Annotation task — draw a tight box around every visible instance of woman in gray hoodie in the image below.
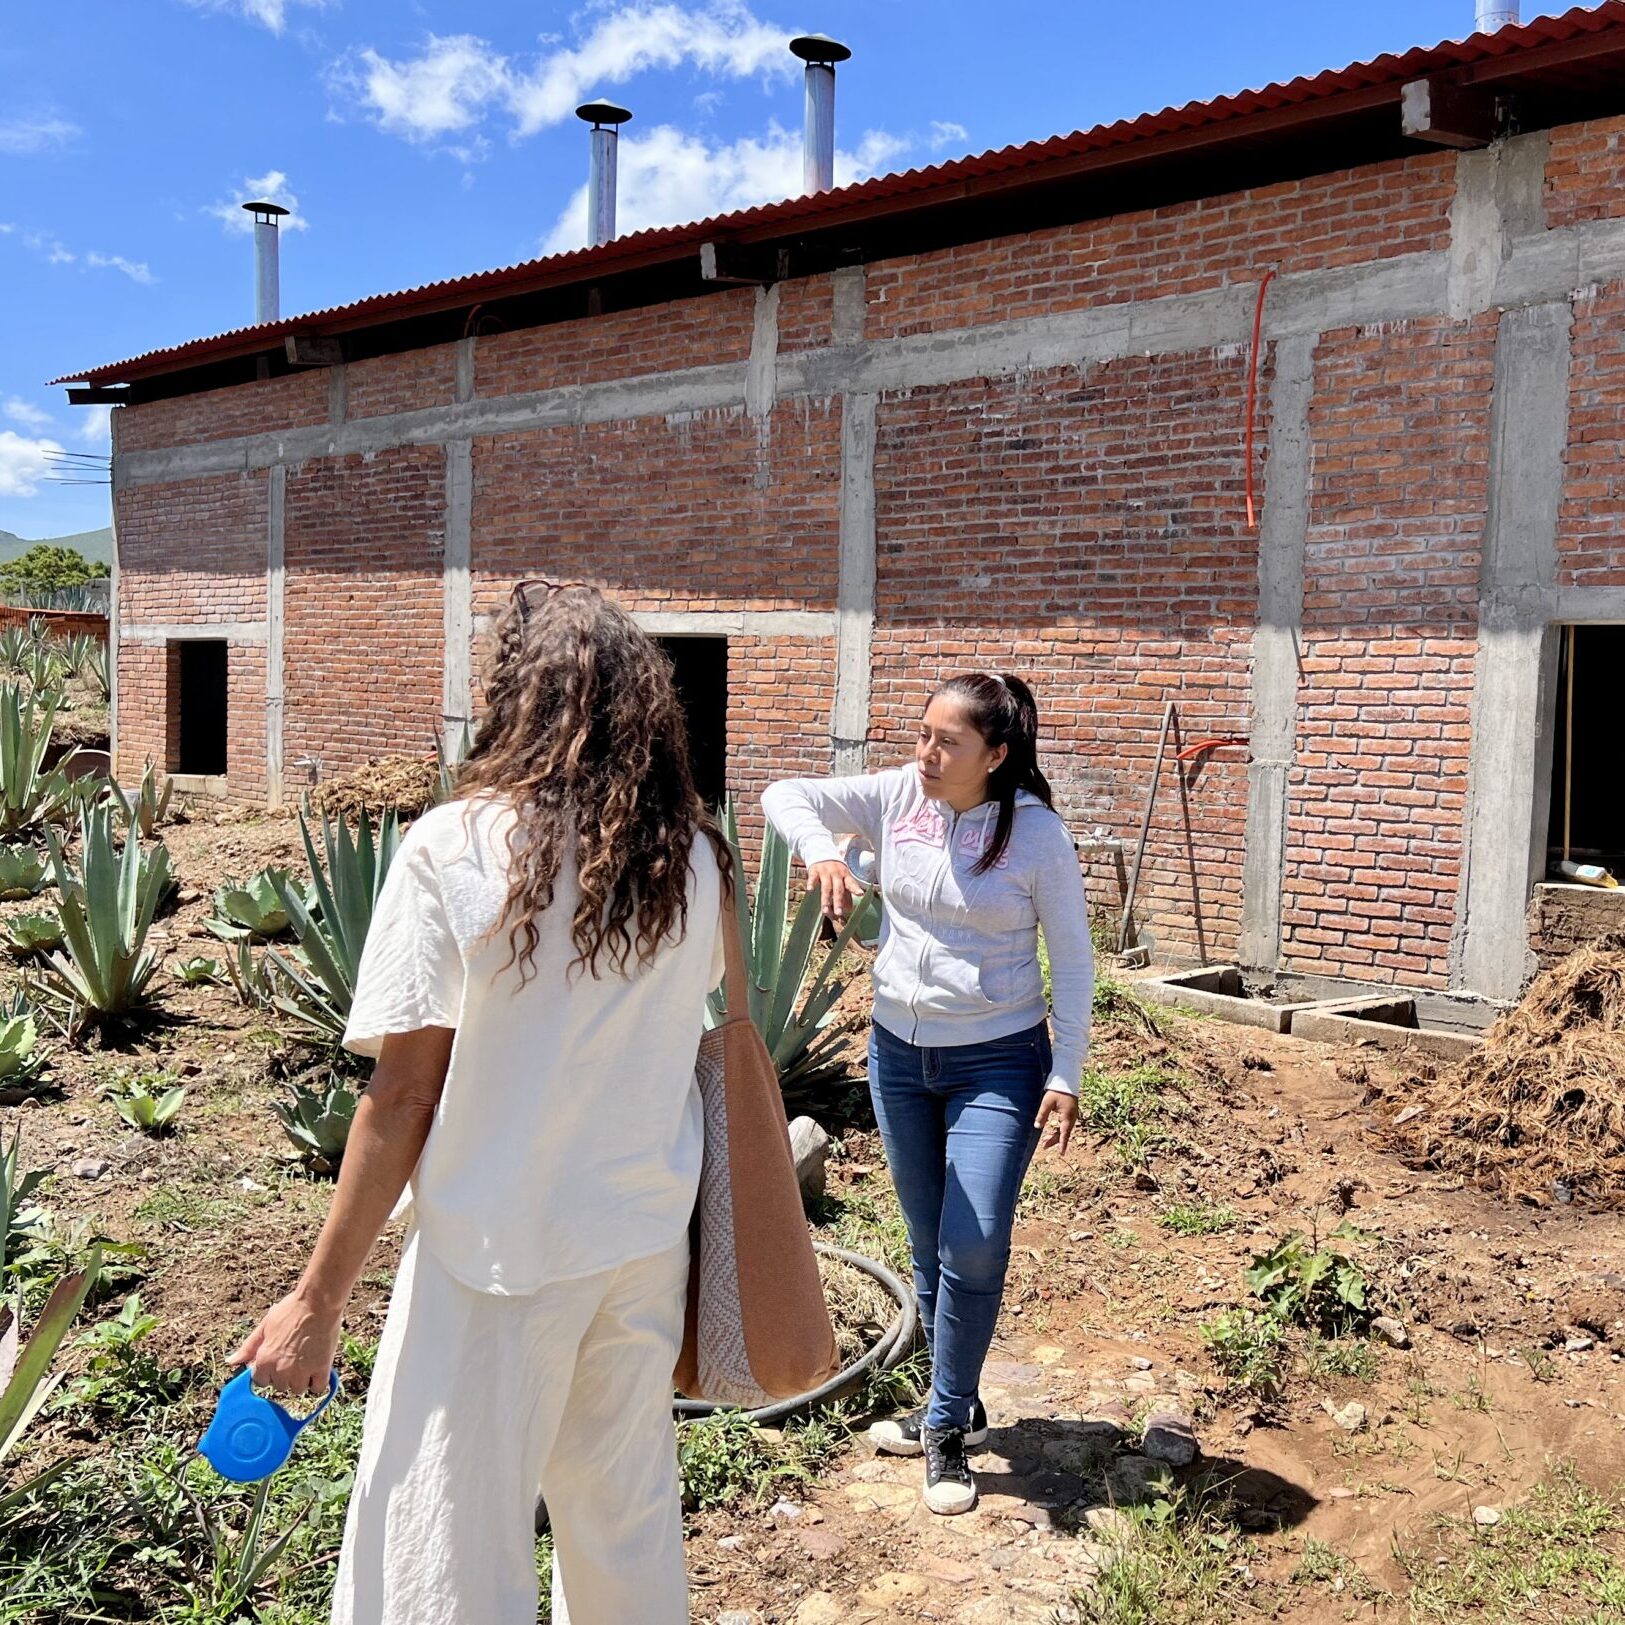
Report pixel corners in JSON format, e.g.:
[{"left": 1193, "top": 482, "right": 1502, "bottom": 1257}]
[{"left": 763, "top": 673, "right": 1092, "bottom": 1515}]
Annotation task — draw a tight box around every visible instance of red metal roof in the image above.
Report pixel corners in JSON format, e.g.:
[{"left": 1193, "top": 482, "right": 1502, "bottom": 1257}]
[{"left": 54, "top": 2, "right": 1625, "bottom": 387}]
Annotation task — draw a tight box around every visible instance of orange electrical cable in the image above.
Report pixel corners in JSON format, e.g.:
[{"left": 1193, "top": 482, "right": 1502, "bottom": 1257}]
[{"left": 1244, "top": 270, "right": 1276, "bottom": 529}]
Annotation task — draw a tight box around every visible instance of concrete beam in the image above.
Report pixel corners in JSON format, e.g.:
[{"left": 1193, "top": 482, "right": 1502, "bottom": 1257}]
[
  {"left": 1240, "top": 333, "right": 1317, "bottom": 972},
  {"left": 266, "top": 467, "right": 286, "bottom": 806},
  {"left": 1456, "top": 300, "right": 1574, "bottom": 1000},
  {"left": 442, "top": 441, "right": 473, "bottom": 737},
  {"left": 832, "top": 392, "right": 877, "bottom": 775},
  {"left": 631, "top": 610, "right": 836, "bottom": 638},
  {"left": 120, "top": 621, "right": 269, "bottom": 645}
]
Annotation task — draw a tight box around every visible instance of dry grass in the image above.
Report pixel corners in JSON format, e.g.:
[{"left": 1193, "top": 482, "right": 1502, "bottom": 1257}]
[
  {"left": 1384, "top": 934, "right": 1625, "bottom": 1205},
  {"left": 307, "top": 755, "right": 440, "bottom": 820}
]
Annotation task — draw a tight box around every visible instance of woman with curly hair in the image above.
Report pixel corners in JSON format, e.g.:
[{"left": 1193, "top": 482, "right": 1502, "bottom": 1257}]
[{"left": 231, "top": 581, "right": 729, "bottom": 1625}]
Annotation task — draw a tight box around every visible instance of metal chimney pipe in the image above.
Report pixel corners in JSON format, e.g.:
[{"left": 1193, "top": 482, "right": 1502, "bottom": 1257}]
[
  {"left": 241, "top": 201, "right": 290, "bottom": 324},
  {"left": 1475, "top": 1, "right": 1519, "bottom": 32},
  {"left": 575, "top": 99, "right": 633, "bottom": 247},
  {"left": 789, "top": 35, "right": 852, "bottom": 195}
]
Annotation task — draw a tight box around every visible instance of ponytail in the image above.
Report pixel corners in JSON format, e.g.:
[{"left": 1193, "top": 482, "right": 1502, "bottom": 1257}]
[{"left": 934, "top": 671, "right": 1055, "bottom": 874}]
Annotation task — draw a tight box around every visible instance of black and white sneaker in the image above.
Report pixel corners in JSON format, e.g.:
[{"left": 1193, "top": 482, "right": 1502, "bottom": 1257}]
[
  {"left": 868, "top": 1399, "right": 988, "bottom": 1457},
  {"left": 922, "top": 1426, "right": 977, "bottom": 1515}
]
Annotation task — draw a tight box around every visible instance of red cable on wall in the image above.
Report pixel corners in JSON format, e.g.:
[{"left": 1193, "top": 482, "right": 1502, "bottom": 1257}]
[{"left": 1244, "top": 270, "right": 1276, "bottom": 529}]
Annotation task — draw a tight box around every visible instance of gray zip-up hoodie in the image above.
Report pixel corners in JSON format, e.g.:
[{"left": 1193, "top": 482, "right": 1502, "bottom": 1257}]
[{"left": 762, "top": 766, "right": 1093, "bottom": 1098}]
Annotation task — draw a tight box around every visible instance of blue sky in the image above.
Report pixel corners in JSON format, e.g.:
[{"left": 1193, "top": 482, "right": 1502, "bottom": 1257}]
[{"left": 0, "top": 0, "right": 1576, "bottom": 539}]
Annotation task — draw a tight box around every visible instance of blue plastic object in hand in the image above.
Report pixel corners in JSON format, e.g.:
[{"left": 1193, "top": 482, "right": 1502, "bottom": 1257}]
[{"left": 198, "top": 1368, "right": 338, "bottom": 1482}]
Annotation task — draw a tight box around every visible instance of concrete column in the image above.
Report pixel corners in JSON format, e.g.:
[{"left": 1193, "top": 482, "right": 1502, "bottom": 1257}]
[
  {"left": 1455, "top": 299, "right": 1573, "bottom": 999},
  {"left": 265, "top": 465, "right": 286, "bottom": 807},
  {"left": 833, "top": 392, "right": 877, "bottom": 774},
  {"left": 107, "top": 415, "right": 122, "bottom": 777},
  {"left": 1240, "top": 334, "right": 1317, "bottom": 971},
  {"left": 442, "top": 440, "right": 474, "bottom": 740}
]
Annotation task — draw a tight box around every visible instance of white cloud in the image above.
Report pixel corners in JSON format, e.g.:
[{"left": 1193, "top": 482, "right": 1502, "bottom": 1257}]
[
  {"left": 3, "top": 398, "right": 54, "bottom": 432},
  {"left": 206, "top": 170, "right": 310, "bottom": 234},
  {"left": 85, "top": 252, "right": 156, "bottom": 285},
  {"left": 2, "top": 226, "right": 156, "bottom": 281},
  {"left": 542, "top": 122, "right": 911, "bottom": 255},
  {"left": 0, "top": 116, "right": 79, "bottom": 155},
  {"left": 333, "top": 2, "right": 794, "bottom": 147},
  {"left": 0, "top": 432, "right": 64, "bottom": 499},
  {"left": 181, "top": 0, "right": 330, "bottom": 35},
  {"left": 929, "top": 120, "right": 969, "bottom": 153},
  {"left": 77, "top": 406, "right": 113, "bottom": 447}
]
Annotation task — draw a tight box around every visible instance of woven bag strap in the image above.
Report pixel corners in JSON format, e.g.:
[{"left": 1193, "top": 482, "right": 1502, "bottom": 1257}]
[{"left": 720, "top": 876, "right": 752, "bottom": 1020}]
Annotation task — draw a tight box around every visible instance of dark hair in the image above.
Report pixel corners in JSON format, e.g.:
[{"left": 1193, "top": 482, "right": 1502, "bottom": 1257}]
[
  {"left": 933, "top": 672, "right": 1055, "bottom": 874},
  {"left": 459, "top": 581, "right": 732, "bottom": 982}
]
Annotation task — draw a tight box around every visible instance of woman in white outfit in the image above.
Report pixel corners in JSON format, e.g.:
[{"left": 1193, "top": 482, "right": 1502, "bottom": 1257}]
[{"left": 231, "top": 580, "right": 728, "bottom": 1625}]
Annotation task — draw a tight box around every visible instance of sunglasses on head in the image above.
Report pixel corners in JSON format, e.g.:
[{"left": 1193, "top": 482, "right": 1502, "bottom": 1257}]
[{"left": 512, "top": 577, "right": 593, "bottom": 623}]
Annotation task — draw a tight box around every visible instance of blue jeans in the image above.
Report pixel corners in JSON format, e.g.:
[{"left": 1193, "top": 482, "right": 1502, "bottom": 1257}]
[{"left": 868, "top": 1019, "right": 1052, "bottom": 1432}]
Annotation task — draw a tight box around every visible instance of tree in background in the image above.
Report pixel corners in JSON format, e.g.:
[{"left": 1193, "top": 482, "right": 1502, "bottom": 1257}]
[{"left": 0, "top": 546, "right": 109, "bottom": 601}]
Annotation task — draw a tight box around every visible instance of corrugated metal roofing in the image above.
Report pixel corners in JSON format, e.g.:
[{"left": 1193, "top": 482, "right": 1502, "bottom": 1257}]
[{"left": 54, "top": 2, "right": 1625, "bottom": 387}]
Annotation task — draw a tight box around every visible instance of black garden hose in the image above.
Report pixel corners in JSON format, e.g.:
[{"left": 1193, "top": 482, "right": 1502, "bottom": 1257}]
[{"left": 672, "top": 1243, "right": 918, "bottom": 1425}]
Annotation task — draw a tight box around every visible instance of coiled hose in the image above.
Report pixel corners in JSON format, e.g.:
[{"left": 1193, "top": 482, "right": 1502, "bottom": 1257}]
[{"left": 673, "top": 1243, "right": 918, "bottom": 1425}]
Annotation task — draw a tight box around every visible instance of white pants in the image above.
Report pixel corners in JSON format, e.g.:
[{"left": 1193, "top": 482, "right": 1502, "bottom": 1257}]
[{"left": 331, "top": 1229, "right": 690, "bottom": 1625}]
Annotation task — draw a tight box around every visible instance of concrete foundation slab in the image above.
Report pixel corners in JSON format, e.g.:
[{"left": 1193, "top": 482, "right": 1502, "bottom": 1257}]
[
  {"left": 1290, "top": 999, "right": 1485, "bottom": 1063},
  {"left": 1136, "top": 966, "right": 1326, "bottom": 1033}
]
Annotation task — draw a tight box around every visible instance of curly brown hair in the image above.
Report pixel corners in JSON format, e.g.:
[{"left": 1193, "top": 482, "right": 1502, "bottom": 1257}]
[{"left": 456, "top": 581, "right": 731, "bottom": 982}]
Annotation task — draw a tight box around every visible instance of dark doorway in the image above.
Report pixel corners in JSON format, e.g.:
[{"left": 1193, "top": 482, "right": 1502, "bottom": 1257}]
[
  {"left": 1547, "top": 624, "right": 1625, "bottom": 876},
  {"left": 658, "top": 637, "right": 728, "bottom": 808},
  {"left": 174, "top": 641, "right": 228, "bottom": 777}
]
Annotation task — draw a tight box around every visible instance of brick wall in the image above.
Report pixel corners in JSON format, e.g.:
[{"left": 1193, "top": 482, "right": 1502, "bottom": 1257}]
[
  {"left": 281, "top": 447, "right": 445, "bottom": 776},
  {"left": 1282, "top": 317, "right": 1494, "bottom": 987},
  {"left": 869, "top": 350, "right": 1259, "bottom": 963},
  {"left": 1560, "top": 284, "right": 1625, "bottom": 588}
]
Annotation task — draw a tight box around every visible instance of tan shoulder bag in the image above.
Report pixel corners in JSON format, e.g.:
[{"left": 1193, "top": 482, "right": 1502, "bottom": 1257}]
[{"left": 674, "top": 888, "right": 841, "bottom": 1407}]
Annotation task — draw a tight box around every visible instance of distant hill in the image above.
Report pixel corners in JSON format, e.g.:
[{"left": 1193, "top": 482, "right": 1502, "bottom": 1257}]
[{"left": 0, "top": 527, "right": 113, "bottom": 568}]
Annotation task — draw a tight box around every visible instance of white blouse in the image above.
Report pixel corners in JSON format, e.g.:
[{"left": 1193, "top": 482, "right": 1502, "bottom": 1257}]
[{"left": 344, "top": 796, "right": 724, "bottom": 1295}]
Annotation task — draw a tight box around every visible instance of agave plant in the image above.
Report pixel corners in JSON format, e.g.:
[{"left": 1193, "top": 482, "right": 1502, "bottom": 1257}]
[
  {"left": 269, "top": 807, "right": 401, "bottom": 1045},
  {"left": 0, "top": 628, "right": 29, "bottom": 678},
  {"left": 434, "top": 722, "right": 473, "bottom": 807},
  {"left": 175, "top": 956, "right": 223, "bottom": 987},
  {"left": 0, "top": 1248, "right": 100, "bottom": 1514},
  {"left": 37, "top": 805, "right": 173, "bottom": 1028},
  {"left": 0, "top": 842, "right": 46, "bottom": 901},
  {"left": 221, "top": 933, "right": 278, "bottom": 1010},
  {"left": 103, "top": 1074, "right": 185, "bottom": 1135},
  {"left": 60, "top": 634, "right": 95, "bottom": 677},
  {"left": 0, "top": 1009, "right": 46, "bottom": 1104},
  {"left": 0, "top": 684, "right": 73, "bottom": 839},
  {"left": 112, "top": 761, "right": 174, "bottom": 839},
  {"left": 207, "top": 867, "right": 299, "bottom": 941},
  {"left": 272, "top": 1074, "right": 360, "bottom": 1174},
  {"left": 707, "top": 803, "right": 880, "bottom": 1113},
  {"left": 5, "top": 913, "right": 62, "bottom": 959},
  {"left": 83, "top": 642, "right": 110, "bottom": 703},
  {"left": 20, "top": 642, "right": 69, "bottom": 698}
]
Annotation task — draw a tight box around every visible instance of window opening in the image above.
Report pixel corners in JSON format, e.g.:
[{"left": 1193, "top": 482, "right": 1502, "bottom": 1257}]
[
  {"left": 657, "top": 636, "right": 728, "bottom": 809},
  {"left": 1547, "top": 624, "right": 1625, "bottom": 885}
]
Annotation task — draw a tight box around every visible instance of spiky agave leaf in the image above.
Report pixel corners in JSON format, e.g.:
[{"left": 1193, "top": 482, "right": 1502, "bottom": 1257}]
[
  {"left": 0, "top": 684, "right": 73, "bottom": 840},
  {"left": 0, "top": 841, "right": 46, "bottom": 901}
]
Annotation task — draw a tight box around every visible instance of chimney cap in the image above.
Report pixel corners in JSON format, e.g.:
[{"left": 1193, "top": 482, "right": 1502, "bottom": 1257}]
[
  {"left": 242, "top": 200, "right": 291, "bottom": 221},
  {"left": 789, "top": 34, "right": 851, "bottom": 65},
  {"left": 575, "top": 98, "right": 633, "bottom": 127}
]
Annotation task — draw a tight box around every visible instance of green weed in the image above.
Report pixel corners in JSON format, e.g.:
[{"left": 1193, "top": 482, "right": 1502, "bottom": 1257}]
[
  {"left": 1199, "top": 1308, "right": 1288, "bottom": 1400},
  {"left": 1158, "top": 1200, "right": 1238, "bottom": 1237}
]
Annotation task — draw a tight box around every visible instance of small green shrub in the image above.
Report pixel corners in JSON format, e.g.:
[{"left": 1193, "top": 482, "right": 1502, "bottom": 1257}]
[
  {"left": 1200, "top": 1308, "right": 1289, "bottom": 1400},
  {"left": 174, "top": 956, "right": 223, "bottom": 986},
  {"left": 1158, "top": 1200, "right": 1238, "bottom": 1237},
  {"left": 64, "top": 1292, "right": 183, "bottom": 1421},
  {"left": 1244, "top": 1222, "right": 1371, "bottom": 1333},
  {"left": 1303, "top": 1333, "right": 1380, "bottom": 1383},
  {"left": 103, "top": 1072, "right": 185, "bottom": 1135}
]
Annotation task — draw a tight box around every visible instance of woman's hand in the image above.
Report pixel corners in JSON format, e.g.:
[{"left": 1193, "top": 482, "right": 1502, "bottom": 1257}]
[
  {"left": 230, "top": 1292, "right": 343, "bottom": 1397},
  {"left": 1035, "top": 1091, "right": 1079, "bottom": 1155},
  {"left": 807, "top": 860, "right": 867, "bottom": 924}
]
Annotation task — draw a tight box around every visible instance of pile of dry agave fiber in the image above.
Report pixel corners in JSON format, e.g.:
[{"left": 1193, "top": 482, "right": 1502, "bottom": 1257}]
[{"left": 1386, "top": 934, "right": 1625, "bottom": 1206}]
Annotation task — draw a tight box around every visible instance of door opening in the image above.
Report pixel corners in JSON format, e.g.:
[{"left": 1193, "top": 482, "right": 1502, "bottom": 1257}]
[
  {"left": 171, "top": 641, "right": 228, "bottom": 778},
  {"left": 657, "top": 636, "right": 728, "bottom": 809}
]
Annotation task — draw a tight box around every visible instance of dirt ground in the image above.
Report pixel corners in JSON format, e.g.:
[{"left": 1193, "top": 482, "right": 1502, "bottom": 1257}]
[{"left": 9, "top": 806, "right": 1625, "bottom": 1622}]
